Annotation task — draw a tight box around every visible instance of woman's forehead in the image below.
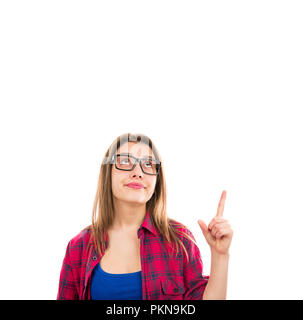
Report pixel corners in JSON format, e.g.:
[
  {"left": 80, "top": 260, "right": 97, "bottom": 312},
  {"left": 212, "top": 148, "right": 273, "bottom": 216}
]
[{"left": 118, "top": 142, "right": 153, "bottom": 158}]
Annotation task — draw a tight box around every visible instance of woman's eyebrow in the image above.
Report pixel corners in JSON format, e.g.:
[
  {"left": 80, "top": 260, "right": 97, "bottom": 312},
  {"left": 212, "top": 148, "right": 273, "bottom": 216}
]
[{"left": 122, "top": 152, "right": 154, "bottom": 159}]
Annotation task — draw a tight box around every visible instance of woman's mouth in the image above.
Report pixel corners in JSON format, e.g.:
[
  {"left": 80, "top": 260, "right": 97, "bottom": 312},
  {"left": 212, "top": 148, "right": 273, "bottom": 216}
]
[{"left": 125, "top": 183, "right": 145, "bottom": 189}]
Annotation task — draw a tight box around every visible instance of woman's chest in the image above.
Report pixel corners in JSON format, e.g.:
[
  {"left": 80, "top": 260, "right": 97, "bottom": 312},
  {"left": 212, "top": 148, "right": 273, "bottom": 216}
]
[{"left": 100, "top": 231, "right": 142, "bottom": 274}]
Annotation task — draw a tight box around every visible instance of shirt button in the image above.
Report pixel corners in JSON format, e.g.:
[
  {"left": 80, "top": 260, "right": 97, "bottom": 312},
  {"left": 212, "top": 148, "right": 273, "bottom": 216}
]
[{"left": 92, "top": 256, "right": 97, "bottom": 261}]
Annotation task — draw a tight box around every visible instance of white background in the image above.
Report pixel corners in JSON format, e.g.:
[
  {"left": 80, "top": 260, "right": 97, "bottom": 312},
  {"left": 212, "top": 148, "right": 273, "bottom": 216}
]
[{"left": 0, "top": 1, "right": 302, "bottom": 299}]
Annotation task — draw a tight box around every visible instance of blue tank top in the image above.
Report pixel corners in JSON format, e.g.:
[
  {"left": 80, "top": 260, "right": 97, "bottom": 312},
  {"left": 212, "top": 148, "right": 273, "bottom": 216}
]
[{"left": 90, "top": 263, "right": 143, "bottom": 300}]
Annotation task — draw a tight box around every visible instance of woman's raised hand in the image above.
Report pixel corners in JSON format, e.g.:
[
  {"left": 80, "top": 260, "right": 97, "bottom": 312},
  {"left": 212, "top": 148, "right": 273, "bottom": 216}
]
[{"left": 198, "top": 190, "right": 233, "bottom": 255}]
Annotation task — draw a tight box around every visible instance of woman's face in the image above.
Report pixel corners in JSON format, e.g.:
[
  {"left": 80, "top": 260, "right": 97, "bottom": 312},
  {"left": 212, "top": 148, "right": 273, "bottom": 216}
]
[{"left": 111, "top": 142, "right": 158, "bottom": 206}]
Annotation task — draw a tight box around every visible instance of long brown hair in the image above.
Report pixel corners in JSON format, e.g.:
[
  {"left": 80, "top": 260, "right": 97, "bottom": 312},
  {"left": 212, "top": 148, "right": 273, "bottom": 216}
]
[{"left": 85, "top": 132, "right": 197, "bottom": 263}]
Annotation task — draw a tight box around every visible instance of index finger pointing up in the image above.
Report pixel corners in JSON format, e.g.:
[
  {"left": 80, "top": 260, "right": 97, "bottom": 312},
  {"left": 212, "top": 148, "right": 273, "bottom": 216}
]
[{"left": 216, "top": 190, "right": 227, "bottom": 217}]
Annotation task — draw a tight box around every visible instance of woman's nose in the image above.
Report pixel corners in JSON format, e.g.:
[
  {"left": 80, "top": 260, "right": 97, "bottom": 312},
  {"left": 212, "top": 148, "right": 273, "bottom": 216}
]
[{"left": 131, "top": 162, "right": 144, "bottom": 177}]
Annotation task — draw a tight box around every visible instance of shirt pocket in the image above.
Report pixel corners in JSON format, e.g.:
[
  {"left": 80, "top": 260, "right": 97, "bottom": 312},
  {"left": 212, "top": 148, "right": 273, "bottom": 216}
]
[{"left": 160, "top": 276, "right": 185, "bottom": 300}]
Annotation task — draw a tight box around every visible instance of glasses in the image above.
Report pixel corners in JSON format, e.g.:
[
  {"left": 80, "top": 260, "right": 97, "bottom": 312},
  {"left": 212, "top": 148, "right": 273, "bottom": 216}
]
[{"left": 112, "top": 153, "right": 161, "bottom": 175}]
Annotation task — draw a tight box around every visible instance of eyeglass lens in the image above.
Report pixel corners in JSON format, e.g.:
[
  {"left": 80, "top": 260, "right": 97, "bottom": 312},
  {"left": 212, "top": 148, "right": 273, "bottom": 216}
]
[{"left": 116, "top": 155, "right": 159, "bottom": 174}]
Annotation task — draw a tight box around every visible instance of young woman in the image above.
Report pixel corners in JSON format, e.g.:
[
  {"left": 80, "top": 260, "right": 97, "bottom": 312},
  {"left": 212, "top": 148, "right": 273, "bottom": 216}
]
[{"left": 57, "top": 133, "right": 233, "bottom": 300}]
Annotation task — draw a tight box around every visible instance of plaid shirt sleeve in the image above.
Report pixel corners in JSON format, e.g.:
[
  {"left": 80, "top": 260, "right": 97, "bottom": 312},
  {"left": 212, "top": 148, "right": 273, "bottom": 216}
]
[
  {"left": 57, "top": 240, "right": 79, "bottom": 300},
  {"left": 182, "top": 228, "right": 209, "bottom": 300}
]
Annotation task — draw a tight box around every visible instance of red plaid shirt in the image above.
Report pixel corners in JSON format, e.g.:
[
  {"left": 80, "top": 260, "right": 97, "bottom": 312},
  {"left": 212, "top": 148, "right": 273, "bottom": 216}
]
[{"left": 57, "top": 210, "right": 209, "bottom": 300}]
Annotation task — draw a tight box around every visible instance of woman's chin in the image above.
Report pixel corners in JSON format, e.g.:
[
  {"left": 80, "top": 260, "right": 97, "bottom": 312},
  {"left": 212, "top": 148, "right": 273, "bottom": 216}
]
[{"left": 121, "top": 196, "right": 146, "bottom": 205}]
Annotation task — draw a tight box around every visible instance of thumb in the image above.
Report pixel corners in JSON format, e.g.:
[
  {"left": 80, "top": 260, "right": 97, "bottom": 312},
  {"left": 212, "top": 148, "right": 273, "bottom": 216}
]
[{"left": 197, "top": 219, "right": 209, "bottom": 239}]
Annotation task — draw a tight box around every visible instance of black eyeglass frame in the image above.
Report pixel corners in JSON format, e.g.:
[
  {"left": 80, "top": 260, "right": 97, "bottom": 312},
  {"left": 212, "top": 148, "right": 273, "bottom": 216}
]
[{"left": 111, "top": 153, "right": 161, "bottom": 176}]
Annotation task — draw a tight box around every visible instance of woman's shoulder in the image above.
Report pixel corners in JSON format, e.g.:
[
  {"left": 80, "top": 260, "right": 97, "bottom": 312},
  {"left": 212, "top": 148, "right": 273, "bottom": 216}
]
[{"left": 68, "top": 225, "right": 92, "bottom": 248}]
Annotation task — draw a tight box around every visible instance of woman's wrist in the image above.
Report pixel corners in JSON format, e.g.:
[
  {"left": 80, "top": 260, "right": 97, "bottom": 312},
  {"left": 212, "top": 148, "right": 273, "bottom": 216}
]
[{"left": 210, "top": 249, "right": 230, "bottom": 260}]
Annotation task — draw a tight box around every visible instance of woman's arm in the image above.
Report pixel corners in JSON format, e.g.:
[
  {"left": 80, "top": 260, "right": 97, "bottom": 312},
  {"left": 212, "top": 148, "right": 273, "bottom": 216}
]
[
  {"left": 202, "top": 250, "right": 229, "bottom": 300},
  {"left": 198, "top": 190, "right": 233, "bottom": 300},
  {"left": 57, "top": 240, "right": 79, "bottom": 300}
]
